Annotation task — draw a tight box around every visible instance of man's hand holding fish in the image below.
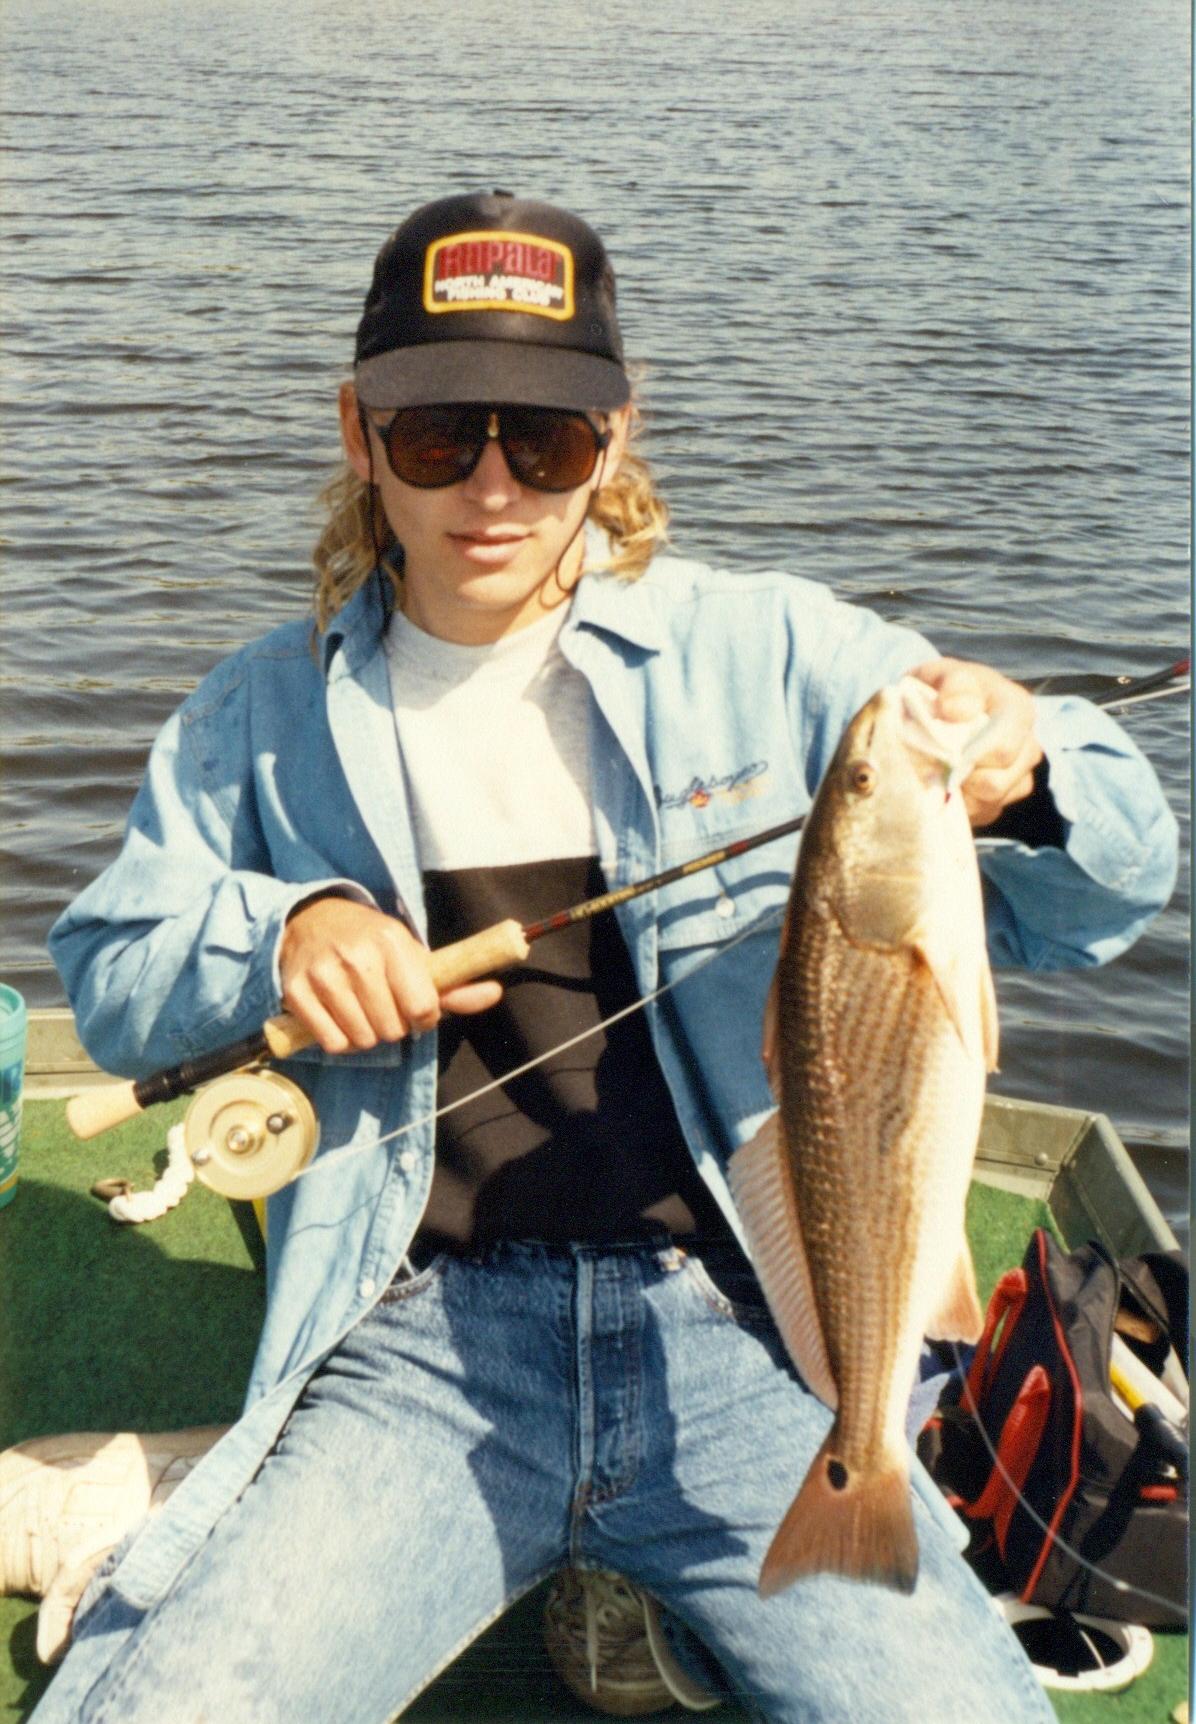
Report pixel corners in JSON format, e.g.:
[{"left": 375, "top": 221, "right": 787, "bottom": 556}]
[{"left": 911, "top": 657, "right": 1046, "bottom": 827}]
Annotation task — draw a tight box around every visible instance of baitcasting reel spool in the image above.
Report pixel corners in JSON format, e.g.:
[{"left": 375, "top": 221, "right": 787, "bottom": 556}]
[{"left": 182, "top": 1071, "right": 319, "bottom": 1200}]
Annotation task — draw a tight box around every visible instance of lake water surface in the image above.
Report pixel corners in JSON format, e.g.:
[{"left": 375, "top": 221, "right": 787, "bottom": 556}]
[{"left": 2, "top": 0, "right": 1189, "bottom": 1235}]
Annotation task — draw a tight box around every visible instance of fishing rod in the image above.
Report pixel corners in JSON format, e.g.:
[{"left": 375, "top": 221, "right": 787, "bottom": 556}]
[
  {"left": 65, "top": 655, "right": 1189, "bottom": 1143},
  {"left": 65, "top": 812, "right": 808, "bottom": 1140},
  {"left": 1031, "top": 656, "right": 1189, "bottom": 711}
]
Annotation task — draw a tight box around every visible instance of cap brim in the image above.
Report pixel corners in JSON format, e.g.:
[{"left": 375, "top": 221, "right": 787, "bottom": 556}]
[{"left": 354, "top": 340, "right": 630, "bottom": 412}]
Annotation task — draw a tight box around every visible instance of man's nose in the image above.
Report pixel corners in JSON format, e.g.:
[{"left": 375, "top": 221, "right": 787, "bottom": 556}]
[{"left": 461, "top": 432, "right": 522, "bottom": 505}]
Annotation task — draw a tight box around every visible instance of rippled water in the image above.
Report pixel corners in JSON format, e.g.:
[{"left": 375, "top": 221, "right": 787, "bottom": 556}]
[{"left": 2, "top": 0, "right": 1189, "bottom": 1233}]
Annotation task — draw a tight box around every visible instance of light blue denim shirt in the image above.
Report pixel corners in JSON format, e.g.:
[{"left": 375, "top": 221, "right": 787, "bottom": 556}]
[{"left": 48, "top": 540, "right": 1177, "bottom": 1609}]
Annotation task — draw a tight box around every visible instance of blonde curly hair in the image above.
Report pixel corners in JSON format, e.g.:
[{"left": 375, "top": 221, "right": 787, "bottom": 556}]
[{"left": 311, "top": 386, "right": 668, "bottom": 634}]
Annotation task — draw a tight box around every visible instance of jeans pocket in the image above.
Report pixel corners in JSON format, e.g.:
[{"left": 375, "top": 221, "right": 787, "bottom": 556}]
[
  {"left": 376, "top": 1250, "right": 448, "bottom": 1306},
  {"left": 680, "top": 1247, "right": 773, "bottom": 1329}
]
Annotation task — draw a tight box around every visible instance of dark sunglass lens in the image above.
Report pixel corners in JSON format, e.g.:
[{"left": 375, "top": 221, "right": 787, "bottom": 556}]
[
  {"left": 501, "top": 408, "right": 599, "bottom": 492},
  {"left": 384, "top": 407, "right": 487, "bottom": 487}
]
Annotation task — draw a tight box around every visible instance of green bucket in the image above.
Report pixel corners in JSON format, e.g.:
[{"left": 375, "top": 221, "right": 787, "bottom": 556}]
[{"left": 0, "top": 984, "right": 28, "bottom": 1208}]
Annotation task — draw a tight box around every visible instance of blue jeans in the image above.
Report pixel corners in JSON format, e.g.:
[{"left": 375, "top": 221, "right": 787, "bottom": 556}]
[{"left": 32, "top": 1236, "right": 1052, "bottom": 1724}]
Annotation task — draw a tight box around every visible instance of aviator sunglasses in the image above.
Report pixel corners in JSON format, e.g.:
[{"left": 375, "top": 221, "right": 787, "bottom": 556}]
[{"left": 366, "top": 403, "right": 612, "bottom": 493}]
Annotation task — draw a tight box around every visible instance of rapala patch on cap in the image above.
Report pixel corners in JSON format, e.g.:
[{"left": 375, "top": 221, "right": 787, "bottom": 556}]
[{"left": 423, "top": 230, "right": 574, "bottom": 320}]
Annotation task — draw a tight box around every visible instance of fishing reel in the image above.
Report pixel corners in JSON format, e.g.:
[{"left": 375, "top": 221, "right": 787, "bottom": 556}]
[
  {"left": 70, "top": 919, "right": 534, "bottom": 1220},
  {"left": 183, "top": 1069, "right": 319, "bottom": 1200},
  {"left": 89, "top": 1068, "right": 320, "bottom": 1224}
]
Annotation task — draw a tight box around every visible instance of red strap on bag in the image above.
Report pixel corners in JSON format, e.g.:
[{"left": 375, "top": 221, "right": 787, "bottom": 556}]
[
  {"left": 1021, "top": 1230, "right": 1086, "bottom": 1598},
  {"left": 962, "top": 1364, "right": 1053, "bottom": 1557},
  {"left": 965, "top": 1267, "right": 1029, "bottom": 1406}
]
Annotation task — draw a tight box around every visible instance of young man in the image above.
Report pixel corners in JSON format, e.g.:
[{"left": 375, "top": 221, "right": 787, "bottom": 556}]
[{"left": 33, "top": 190, "right": 1176, "bottom": 1722}]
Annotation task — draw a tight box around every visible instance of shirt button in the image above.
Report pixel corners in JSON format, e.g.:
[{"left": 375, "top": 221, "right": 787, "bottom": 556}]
[
  {"left": 398, "top": 1150, "right": 417, "bottom": 1173},
  {"left": 358, "top": 1276, "right": 376, "bottom": 1299},
  {"left": 715, "top": 895, "right": 735, "bottom": 919}
]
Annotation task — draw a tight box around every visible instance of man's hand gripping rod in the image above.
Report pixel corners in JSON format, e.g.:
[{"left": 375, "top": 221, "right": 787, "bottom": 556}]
[{"left": 65, "top": 919, "right": 532, "bottom": 1140}]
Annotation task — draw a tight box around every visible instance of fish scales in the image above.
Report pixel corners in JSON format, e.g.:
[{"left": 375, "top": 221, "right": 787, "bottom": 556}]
[
  {"left": 783, "top": 935, "right": 976, "bottom": 1470},
  {"left": 730, "top": 678, "right": 997, "bottom": 1598}
]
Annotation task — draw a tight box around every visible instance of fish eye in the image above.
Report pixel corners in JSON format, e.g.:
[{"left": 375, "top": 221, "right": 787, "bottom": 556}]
[{"left": 848, "top": 760, "right": 877, "bottom": 796}]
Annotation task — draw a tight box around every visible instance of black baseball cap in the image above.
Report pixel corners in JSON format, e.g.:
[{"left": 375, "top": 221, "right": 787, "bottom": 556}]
[{"left": 353, "top": 191, "right": 630, "bottom": 413}]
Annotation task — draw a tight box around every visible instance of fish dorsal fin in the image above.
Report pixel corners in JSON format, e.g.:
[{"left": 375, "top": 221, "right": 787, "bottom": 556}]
[
  {"left": 728, "top": 1112, "right": 838, "bottom": 1410},
  {"left": 761, "top": 894, "right": 797, "bottom": 1100},
  {"left": 925, "top": 1234, "right": 985, "bottom": 1344},
  {"left": 761, "top": 973, "right": 781, "bottom": 1100}
]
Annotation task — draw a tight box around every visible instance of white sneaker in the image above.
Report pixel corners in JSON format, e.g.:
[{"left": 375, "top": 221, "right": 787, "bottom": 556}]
[
  {"left": 0, "top": 1425, "right": 228, "bottom": 1663},
  {"left": 542, "top": 1567, "right": 721, "bottom": 1716}
]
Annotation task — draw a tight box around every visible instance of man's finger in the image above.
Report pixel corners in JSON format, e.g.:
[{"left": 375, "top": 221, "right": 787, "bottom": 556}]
[
  {"left": 380, "top": 932, "right": 441, "bottom": 1033},
  {"left": 337, "top": 942, "right": 409, "bottom": 1043},
  {"left": 306, "top": 962, "right": 407, "bottom": 1050},
  {"left": 440, "top": 980, "right": 505, "bottom": 1016},
  {"left": 912, "top": 657, "right": 986, "bottom": 722},
  {"left": 282, "top": 975, "right": 355, "bottom": 1055},
  {"left": 963, "top": 751, "right": 1040, "bottom": 822}
]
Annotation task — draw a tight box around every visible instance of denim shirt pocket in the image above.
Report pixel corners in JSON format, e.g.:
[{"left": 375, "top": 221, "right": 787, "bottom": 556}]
[{"left": 652, "top": 818, "right": 798, "bottom": 956}]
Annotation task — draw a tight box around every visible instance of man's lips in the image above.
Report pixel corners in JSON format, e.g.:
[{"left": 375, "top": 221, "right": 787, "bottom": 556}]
[{"left": 449, "top": 529, "right": 530, "bottom": 564}]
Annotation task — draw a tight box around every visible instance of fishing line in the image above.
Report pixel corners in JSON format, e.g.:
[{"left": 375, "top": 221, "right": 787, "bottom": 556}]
[
  {"left": 284, "top": 906, "right": 786, "bottom": 1186},
  {"left": 277, "top": 905, "right": 1192, "bottom": 1621},
  {"left": 945, "top": 1337, "right": 1186, "bottom": 1619}
]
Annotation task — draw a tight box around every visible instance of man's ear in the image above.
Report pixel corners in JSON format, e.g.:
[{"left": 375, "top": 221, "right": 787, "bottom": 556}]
[{"left": 339, "top": 381, "right": 373, "bottom": 482}]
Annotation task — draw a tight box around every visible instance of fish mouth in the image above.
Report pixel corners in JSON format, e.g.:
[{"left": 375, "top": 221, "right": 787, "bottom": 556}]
[{"left": 896, "top": 678, "right": 993, "bottom": 793}]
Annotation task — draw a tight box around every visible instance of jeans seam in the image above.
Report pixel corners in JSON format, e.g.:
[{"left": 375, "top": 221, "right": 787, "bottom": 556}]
[
  {"left": 380, "top": 1565, "right": 560, "bottom": 1723},
  {"left": 568, "top": 1482, "right": 591, "bottom": 1563},
  {"left": 572, "top": 1256, "right": 596, "bottom": 1526},
  {"left": 83, "top": 1535, "right": 211, "bottom": 1724},
  {"left": 605, "top": 1260, "right": 644, "bottom": 1498}
]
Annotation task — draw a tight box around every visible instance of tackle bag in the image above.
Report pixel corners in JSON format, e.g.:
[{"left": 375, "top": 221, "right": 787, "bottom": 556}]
[{"left": 919, "top": 1227, "right": 1188, "bottom": 1629}]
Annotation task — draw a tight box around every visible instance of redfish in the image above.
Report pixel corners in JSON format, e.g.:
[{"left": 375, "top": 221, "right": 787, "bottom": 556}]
[{"left": 730, "top": 678, "right": 999, "bottom": 1596}]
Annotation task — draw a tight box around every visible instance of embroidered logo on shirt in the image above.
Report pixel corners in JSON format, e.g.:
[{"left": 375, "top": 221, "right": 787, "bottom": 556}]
[
  {"left": 657, "top": 762, "right": 771, "bottom": 812},
  {"left": 424, "top": 231, "right": 574, "bottom": 320}
]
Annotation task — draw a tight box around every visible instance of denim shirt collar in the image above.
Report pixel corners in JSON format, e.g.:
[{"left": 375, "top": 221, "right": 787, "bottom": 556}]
[
  {"left": 320, "top": 567, "right": 396, "bottom": 680},
  {"left": 318, "top": 522, "right": 664, "bottom": 678},
  {"left": 566, "top": 523, "right": 664, "bottom": 654}
]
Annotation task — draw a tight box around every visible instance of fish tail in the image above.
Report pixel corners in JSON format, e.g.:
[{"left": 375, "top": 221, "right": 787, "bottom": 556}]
[{"left": 759, "top": 1429, "right": 918, "bottom": 1598}]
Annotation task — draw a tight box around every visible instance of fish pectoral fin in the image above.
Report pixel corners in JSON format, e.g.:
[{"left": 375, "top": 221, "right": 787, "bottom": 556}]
[
  {"left": 925, "top": 1236, "right": 985, "bottom": 1344},
  {"left": 728, "top": 1112, "right": 838, "bottom": 1411},
  {"left": 911, "top": 932, "right": 988, "bottom": 1067}
]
